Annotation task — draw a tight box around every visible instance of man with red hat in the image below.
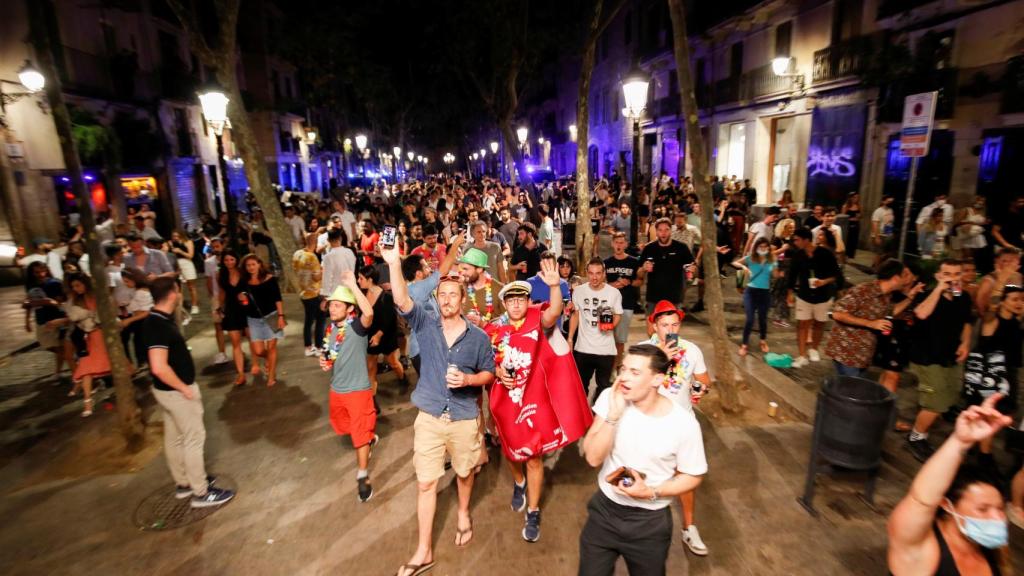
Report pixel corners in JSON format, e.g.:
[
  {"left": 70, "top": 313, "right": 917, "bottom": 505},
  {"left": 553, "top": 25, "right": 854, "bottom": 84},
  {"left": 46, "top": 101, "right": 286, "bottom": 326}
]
[
  {"left": 486, "top": 261, "right": 591, "bottom": 543},
  {"left": 643, "top": 300, "right": 713, "bottom": 557}
]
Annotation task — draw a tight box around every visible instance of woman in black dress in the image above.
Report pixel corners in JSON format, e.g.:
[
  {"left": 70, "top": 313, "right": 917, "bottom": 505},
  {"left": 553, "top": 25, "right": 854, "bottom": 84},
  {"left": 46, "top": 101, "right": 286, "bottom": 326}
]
[
  {"left": 218, "top": 251, "right": 250, "bottom": 386},
  {"left": 841, "top": 191, "right": 862, "bottom": 259},
  {"left": 358, "top": 265, "right": 406, "bottom": 398}
]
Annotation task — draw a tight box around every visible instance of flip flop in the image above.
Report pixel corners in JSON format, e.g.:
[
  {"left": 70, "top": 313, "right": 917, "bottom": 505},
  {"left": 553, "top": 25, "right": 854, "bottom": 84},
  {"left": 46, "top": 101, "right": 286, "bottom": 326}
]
[
  {"left": 396, "top": 561, "right": 435, "bottom": 576},
  {"left": 455, "top": 518, "right": 473, "bottom": 547},
  {"left": 234, "top": 375, "right": 246, "bottom": 386},
  {"left": 759, "top": 341, "right": 770, "bottom": 354}
]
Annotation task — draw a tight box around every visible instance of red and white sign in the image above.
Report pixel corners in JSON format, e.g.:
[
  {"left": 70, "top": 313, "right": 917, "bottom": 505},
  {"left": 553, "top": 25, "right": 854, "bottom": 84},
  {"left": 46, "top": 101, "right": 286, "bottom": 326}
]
[{"left": 899, "top": 92, "right": 937, "bottom": 158}]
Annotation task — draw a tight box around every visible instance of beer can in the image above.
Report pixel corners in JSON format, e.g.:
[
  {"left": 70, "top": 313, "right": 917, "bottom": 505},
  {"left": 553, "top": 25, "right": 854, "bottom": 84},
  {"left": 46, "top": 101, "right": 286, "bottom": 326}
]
[
  {"left": 881, "top": 315, "right": 893, "bottom": 336},
  {"left": 768, "top": 402, "right": 779, "bottom": 417}
]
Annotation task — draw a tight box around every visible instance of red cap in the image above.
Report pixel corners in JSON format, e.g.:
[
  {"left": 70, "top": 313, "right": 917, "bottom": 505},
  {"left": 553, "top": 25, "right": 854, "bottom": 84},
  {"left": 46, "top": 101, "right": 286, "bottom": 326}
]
[{"left": 647, "top": 300, "right": 685, "bottom": 324}]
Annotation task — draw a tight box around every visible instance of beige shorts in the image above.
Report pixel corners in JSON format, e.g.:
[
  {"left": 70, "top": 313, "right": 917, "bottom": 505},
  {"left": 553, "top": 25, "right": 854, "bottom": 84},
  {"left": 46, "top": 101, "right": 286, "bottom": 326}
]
[
  {"left": 36, "top": 323, "right": 64, "bottom": 350},
  {"left": 413, "top": 411, "right": 482, "bottom": 482},
  {"left": 795, "top": 297, "right": 833, "bottom": 322}
]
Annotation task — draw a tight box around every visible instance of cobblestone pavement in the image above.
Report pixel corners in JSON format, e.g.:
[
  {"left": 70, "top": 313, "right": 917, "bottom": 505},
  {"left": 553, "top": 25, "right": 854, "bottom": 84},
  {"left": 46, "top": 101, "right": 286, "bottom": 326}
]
[{"left": 0, "top": 269, "right": 1021, "bottom": 575}]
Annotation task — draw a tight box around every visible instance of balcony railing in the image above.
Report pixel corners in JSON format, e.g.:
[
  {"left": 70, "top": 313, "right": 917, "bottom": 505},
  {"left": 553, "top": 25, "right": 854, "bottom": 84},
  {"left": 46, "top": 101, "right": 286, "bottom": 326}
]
[
  {"left": 812, "top": 36, "right": 875, "bottom": 84},
  {"left": 877, "top": 67, "right": 959, "bottom": 123},
  {"left": 1002, "top": 55, "right": 1024, "bottom": 114},
  {"left": 741, "top": 62, "right": 795, "bottom": 100}
]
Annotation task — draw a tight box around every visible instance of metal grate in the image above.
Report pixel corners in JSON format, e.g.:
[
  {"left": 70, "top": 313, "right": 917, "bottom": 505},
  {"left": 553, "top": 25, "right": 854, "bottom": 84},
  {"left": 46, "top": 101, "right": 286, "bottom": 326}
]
[{"left": 133, "top": 477, "right": 234, "bottom": 531}]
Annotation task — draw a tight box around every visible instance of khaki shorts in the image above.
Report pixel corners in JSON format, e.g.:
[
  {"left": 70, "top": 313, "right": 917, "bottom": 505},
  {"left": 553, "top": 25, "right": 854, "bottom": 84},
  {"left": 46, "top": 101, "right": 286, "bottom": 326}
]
[
  {"left": 413, "top": 411, "right": 482, "bottom": 482},
  {"left": 36, "top": 323, "right": 64, "bottom": 350},
  {"left": 795, "top": 297, "right": 833, "bottom": 322},
  {"left": 911, "top": 362, "right": 963, "bottom": 413}
]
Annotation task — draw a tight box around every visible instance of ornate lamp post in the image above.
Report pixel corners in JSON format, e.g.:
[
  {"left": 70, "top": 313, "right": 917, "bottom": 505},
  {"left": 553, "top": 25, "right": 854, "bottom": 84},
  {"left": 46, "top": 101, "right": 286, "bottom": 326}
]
[
  {"left": 198, "top": 83, "right": 239, "bottom": 250},
  {"left": 622, "top": 66, "right": 650, "bottom": 246}
]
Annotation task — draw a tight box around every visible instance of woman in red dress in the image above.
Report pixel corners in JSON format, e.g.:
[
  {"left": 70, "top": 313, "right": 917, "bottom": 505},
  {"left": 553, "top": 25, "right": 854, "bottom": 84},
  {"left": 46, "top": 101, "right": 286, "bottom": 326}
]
[{"left": 51, "top": 273, "right": 112, "bottom": 417}]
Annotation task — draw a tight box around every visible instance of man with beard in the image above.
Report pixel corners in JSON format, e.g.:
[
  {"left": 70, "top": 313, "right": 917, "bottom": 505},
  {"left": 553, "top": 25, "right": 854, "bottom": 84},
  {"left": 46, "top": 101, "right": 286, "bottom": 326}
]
[
  {"left": 457, "top": 245, "right": 506, "bottom": 328},
  {"left": 640, "top": 218, "right": 695, "bottom": 314},
  {"left": 321, "top": 271, "right": 377, "bottom": 502},
  {"left": 411, "top": 224, "right": 447, "bottom": 272},
  {"left": 384, "top": 242, "right": 495, "bottom": 576}
]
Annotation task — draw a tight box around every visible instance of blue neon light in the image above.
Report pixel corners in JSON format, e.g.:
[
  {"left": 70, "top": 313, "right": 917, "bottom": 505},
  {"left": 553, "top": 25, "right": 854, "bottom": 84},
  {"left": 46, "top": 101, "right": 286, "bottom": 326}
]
[
  {"left": 808, "top": 145, "right": 857, "bottom": 178},
  {"left": 979, "top": 136, "right": 1003, "bottom": 183}
]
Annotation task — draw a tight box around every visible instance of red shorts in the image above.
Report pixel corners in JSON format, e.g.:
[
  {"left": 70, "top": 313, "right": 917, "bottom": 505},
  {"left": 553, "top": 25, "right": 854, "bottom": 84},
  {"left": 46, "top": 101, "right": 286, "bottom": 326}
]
[{"left": 329, "top": 389, "right": 377, "bottom": 447}]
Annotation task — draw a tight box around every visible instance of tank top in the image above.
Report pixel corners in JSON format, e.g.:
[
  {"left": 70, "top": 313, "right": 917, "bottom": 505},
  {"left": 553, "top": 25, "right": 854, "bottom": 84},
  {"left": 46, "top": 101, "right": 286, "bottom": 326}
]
[
  {"left": 979, "top": 315, "right": 1023, "bottom": 369},
  {"left": 932, "top": 523, "right": 1001, "bottom": 576}
]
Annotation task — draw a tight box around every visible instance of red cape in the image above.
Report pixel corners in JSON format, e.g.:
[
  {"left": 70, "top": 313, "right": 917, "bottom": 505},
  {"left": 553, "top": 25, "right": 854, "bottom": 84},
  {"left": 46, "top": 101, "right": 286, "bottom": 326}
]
[{"left": 486, "top": 304, "right": 593, "bottom": 462}]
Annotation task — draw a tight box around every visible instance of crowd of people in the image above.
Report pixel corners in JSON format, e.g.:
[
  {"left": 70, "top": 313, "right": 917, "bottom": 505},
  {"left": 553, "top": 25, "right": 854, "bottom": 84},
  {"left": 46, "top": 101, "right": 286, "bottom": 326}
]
[{"left": 16, "top": 168, "right": 1024, "bottom": 575}]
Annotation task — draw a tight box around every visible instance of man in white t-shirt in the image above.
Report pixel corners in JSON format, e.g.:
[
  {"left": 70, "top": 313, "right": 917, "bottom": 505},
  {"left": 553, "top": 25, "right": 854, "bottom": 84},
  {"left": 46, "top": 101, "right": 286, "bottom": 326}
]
[
  {"left": 203, "top": 237, "right": 229, "bottom": 364},
  {"left": 579, "top": 343, "right": 707, "bottom": 575},
  {"left": 320, "top": 228, "right": 357, "bottom": 303},
  {"left": 283, "top": 205, "right": 305, "bottom": 245},
  {"left": 643, "top": 301, "right": 712, "bottom": 557},
  {"left": 915, "top": 193, "right": 953, "bottom": 229},
  {"left": 871, "top": 195, "right": 896, "bottom": 267},
  {"left": 568, "top": 258, "right": 622, "bottom": 401},
  {"left": 811, "top": 207, "right": 846, "bottom": 255},
  {"left": 743, "top": 206, "right": 780, "bottom": 255}
]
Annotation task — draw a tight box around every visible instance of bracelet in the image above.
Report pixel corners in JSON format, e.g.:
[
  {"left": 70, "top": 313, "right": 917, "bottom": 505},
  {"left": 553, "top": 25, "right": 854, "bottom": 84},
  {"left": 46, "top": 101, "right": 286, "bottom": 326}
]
[
  {"left": 605, "top": 417, "right": 619, "bottom": 426},
  {"left": 650, "top": 488, "right": 659, "bottom": 502}
]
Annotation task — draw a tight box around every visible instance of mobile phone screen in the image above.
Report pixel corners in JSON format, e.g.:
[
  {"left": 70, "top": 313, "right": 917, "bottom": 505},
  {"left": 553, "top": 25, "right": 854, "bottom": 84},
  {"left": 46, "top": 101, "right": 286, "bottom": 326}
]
[
  {"left": 381, "top": 225, "right": 397, "bottom": 248},
  {"left": 665, "top": 333, "right": 679, "bottom": 347}
]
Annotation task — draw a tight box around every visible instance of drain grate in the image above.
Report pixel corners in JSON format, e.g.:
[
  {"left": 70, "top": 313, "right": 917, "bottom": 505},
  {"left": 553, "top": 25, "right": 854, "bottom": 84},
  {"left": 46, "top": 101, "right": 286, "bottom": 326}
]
[{"left": 133, "top": 477, "right": 235, "bottom": 531}]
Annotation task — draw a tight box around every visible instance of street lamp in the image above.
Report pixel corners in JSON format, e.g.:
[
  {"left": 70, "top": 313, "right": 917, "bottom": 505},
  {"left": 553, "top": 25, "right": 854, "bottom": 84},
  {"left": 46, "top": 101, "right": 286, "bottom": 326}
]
[
  {"left": 621, "top": 66, "right": 650, "bottom": 246},
  {"left": 569, "top": 124, "right": 577, "bottom": 142},
  {"left": 516, "top": 126, "right": 528, "bottom": 145},
  {"left": 771, "top": 56, "right": 805, "bottom": 93},
  {"left": 198, "top": 83, "right": 238, "bottom": 250},
  {"left": 355, "top": 134, "right": 367, "bottom": 151},
  {"left": 1, "top": 60, "right": 47, "bottom": 117},
  {"left": 490, "top": 141, "right": 499, "bottom": 154},
  {"left": 407, "top": 151, "right": 415, "bottom": 161}
]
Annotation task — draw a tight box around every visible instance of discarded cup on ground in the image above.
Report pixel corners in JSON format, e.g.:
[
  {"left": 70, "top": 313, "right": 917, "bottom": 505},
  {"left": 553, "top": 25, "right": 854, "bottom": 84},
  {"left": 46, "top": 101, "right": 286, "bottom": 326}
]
[{"left": 768, "top": 402, "right": 779, "bottom": 417}]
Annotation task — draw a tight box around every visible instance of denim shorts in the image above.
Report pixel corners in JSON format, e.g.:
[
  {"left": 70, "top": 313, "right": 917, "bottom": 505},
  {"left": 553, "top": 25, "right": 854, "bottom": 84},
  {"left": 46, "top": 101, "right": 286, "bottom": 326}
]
[{"left": 247, "top": 313, "right": 284, "bottom": 342}]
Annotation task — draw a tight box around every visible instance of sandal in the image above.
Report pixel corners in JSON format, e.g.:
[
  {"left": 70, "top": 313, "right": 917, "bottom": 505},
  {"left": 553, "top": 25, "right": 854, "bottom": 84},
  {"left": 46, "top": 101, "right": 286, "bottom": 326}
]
[
  {"left": 396, "top": 561, "right": 435, "bottom": 576},
  {"left": 760, "top": 341, "right": 770, "bottom": 354},
  {"left": 738, "top": 345, "right": 748, "bottom": 357},
  {"left": 455, "top": 517, "right": 473, "bottom": 547},
  {"left": 234, "top": 374, "right": 246, "bottom": 386}
]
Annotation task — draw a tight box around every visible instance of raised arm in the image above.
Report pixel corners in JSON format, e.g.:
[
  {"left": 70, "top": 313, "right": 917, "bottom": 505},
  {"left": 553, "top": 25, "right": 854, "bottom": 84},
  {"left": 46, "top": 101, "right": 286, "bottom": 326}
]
[
  {"left": 381, "top": 241, "right": 412, "bottom": 313},
  {"left": 341, "top": 270, "right": 374, "bottom": 329},
  {"left": 888, "top": 395, "right": 1011, "bottom": 571},
  {"left": 538, "top": 259, "right": 563, "bottom": 330},
  {"left": 439, "top": 233, "right": 465, "bottom": 277}
]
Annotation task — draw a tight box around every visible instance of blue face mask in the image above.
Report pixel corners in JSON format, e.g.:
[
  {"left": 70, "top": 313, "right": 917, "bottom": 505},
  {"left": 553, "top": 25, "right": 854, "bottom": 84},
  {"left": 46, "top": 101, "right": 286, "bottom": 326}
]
[{"left": 946, "top": 500, "right": 1008, "bottom": 549}]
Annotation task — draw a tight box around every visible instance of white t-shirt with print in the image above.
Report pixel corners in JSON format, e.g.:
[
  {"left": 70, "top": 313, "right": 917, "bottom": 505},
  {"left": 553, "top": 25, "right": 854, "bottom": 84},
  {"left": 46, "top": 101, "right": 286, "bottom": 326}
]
[
  {"left": 872, "top": 206, "right": 895, "bottom": 236},
  {"left": 572, "top": 283, "right": 622, "bottom": 356},
  {"left": 644, "top": 335, "right": 707, "bottom": 411},
  {"left": 592, "top": 388, "right": 708, "bottom": 510}
]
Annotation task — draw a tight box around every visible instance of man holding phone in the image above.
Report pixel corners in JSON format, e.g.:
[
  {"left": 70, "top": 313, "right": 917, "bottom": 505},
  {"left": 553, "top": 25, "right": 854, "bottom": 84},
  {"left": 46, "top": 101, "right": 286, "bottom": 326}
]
[
  {"left": 579, "top": 344, "right": 707, "bottom": 575},
  {"left": 642, "top": 301, "right": 712, "bottom": 556}
]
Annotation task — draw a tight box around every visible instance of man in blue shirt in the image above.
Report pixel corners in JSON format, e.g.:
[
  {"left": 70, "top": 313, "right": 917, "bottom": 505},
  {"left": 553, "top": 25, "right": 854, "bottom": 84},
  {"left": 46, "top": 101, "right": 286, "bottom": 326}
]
[
  {"left": 527, "top": 251, "right": 570, "bottom": 327},
  {"left": 383, "top": 241, "right": 495, "bottom": 576}
]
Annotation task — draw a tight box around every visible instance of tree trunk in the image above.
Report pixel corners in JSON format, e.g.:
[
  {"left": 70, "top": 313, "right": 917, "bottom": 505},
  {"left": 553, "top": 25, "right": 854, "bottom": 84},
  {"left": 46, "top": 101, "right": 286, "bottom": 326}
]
[
  {"left": 573, "top": 0, "right": 603, "bottom": 272},
  {"left": 498, "top": 118, "right": 523, "bottom": 187},
  {"left": 667, "top": 0, "right": 742, "bottom": 412},
  {"left": 28, "top": 0, "right": 145, "bottom": 449}
]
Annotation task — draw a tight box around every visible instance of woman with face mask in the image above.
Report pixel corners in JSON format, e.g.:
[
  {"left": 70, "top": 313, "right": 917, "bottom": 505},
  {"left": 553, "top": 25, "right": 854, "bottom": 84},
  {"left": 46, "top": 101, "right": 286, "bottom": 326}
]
[
  {"left": 732, "top": 238, "right": 779, "bottom": 356},
  {"left": 888, "top": 393, "right": 1011, "bottom": 576}
]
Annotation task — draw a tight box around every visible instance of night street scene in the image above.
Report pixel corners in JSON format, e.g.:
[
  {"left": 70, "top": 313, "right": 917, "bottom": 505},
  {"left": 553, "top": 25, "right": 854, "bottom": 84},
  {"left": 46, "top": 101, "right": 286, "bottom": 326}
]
[{"left": 1, "top": 0, "right": 1024, "bottom": 574}]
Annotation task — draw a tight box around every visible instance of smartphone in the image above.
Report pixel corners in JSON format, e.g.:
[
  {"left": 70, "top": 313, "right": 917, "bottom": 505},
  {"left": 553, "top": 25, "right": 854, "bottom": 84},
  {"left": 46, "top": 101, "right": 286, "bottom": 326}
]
[
  {"left": 380, "top": 224, "right": 398, "bottom": 248},
  {"left": 605, "top": 466, "right": 646, "bottom": 487},
  {"left": 665, "top": 333, "right": 679, "bottom": 347}
]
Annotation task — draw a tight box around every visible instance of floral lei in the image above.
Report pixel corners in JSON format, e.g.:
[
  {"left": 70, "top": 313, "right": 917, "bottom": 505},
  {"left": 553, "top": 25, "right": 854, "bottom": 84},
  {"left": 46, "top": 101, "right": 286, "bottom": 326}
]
[
  {"left": 660, "top": 336, "right": 689, "bottom": 390},
  {"left": 466, "top": 276, "right": 494, "bottom": 321},
  {"left": 321, "top": 316, "right": 353, "bottom": 371}
]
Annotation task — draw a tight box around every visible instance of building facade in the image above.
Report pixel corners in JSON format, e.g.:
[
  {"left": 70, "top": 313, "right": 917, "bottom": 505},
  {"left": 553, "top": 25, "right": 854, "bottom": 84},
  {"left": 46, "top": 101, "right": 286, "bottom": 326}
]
[
  {"left": 0, "top": 0, "right": 334, "bottom": 248},
  {"left": 526, "top": 0, "right": 1023, "bottom": 245}
]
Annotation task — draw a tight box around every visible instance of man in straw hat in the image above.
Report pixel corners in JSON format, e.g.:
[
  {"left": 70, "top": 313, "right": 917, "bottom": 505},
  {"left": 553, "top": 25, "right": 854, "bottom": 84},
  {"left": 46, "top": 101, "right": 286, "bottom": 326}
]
[{"left": 321, "top": 270, "right": 378, "bottom": 503}]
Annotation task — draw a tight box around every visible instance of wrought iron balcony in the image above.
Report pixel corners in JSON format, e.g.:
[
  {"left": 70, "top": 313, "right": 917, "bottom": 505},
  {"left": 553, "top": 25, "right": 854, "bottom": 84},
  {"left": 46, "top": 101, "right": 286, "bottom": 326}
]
[
  {"left": 741, "top": 62, "right": 796, "bottom": 100},
  {"left": 812, "top": 36, "right": 875, "bottom": 84}
]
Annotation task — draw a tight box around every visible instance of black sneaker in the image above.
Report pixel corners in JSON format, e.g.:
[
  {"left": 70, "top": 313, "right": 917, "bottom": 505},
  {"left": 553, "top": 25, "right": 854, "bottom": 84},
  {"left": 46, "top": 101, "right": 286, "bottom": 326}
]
[
  {"left": 357, "top": 477, "right": 373, "bottom": 502},
  {"left": 906, "top": 437, "right": 935, "bottom": 463},
  {"left": 175, "top": 475, "right": 217, "bottom": 500},
  {"left": 522, "top": 510, "right": 541, "bottom": 542},
  {"left": 191, "top": 486, "right": 235, "bottom": 508}
]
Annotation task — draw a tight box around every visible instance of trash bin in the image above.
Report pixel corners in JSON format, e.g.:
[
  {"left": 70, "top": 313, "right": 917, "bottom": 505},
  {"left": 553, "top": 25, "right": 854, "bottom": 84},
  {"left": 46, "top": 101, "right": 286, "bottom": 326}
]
[
  {"left": 798, "top": 376, "right": 895, "bottom": 516},
  {"left": 561, "top": 222, "right": 576, "bottom": 247},
  {"left": 817, "top": 376, "right": 893, "bottom": 469}
]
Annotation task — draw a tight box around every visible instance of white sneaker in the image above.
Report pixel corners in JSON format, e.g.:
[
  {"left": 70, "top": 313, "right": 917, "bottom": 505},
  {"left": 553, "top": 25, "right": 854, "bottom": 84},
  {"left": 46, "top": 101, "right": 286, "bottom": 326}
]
[
  {"left": 304, "top": 347, "right": 319, "bottom": 357},
  {"left": 190, "top": 305, "right": 200, "bottom": 315},
  {"left": 808, "top": 349, "right": 821, "bottom": 362},
  {"left": 682, "top": 525, "right": 708, "bottom": 556},
  {"left": 213, "top": 352, "right": 229, "bottom": 365},
  {"left": 792, "top": 356, "right": 809, "bottom": 368}
]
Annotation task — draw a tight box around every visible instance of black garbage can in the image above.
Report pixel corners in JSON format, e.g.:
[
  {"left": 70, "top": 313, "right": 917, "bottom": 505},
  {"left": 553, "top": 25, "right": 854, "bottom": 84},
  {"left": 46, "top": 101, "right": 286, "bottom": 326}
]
[
  {"left": 561, "top": 222, "right": 576, "bottom": 247},
  {"left": 798, "top": 376, "right": 895, "bottom": 515}
]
